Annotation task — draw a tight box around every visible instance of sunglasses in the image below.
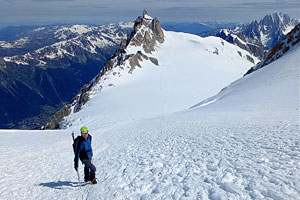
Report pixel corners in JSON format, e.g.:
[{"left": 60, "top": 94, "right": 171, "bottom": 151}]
[{"left": 81, "top": 132, "right": 88, "bottom": 135}]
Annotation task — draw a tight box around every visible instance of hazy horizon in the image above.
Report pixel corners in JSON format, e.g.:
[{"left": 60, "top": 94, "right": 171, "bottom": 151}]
[{"left": 1, "top": 0, "right": 300, "bottom": 28}]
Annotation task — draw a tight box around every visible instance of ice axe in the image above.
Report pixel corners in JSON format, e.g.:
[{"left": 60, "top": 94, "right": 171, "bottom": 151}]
[{"left": 72, "top": 131, "right": 81, "bottom": 183}]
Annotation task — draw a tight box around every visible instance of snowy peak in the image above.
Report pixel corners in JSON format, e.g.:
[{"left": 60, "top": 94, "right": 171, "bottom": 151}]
[
  {"left": 214, "top": 12, "right": 299, "bottom": 59},
  {"left": 244, "top": 12, "right": 299, "bottom": 45},
  {"left": 246, "top": 23, "right": 300, "bottom": 74}
]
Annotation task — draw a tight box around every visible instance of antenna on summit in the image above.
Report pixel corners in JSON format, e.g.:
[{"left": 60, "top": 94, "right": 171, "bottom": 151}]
[{"left": 143, "top": 9, "right": 152, "bottom": 20}]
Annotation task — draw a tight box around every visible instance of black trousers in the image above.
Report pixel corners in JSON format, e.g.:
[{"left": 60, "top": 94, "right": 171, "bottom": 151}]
[{"left": 82, "top": 159, "right": 96, "bottom": 181}]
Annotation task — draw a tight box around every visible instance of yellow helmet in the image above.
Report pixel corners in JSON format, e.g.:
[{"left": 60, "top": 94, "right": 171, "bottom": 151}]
[{"left": 80, "top": 126, "right": 88, "bottom": 133}]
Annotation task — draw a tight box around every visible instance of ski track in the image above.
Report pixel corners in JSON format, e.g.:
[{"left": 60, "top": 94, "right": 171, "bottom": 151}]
[{"left": 89, "top": 118, "right": 300, "bottom": 200}]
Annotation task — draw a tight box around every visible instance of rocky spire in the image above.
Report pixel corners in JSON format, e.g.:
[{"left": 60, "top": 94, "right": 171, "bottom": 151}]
[{"left": 131, "top": 11, "right": 164, "bottom": 51}]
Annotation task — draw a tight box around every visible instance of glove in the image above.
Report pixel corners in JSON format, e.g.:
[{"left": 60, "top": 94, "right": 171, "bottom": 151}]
[{"left": 74, "top": 161, "right": 78, "bottom": 171}]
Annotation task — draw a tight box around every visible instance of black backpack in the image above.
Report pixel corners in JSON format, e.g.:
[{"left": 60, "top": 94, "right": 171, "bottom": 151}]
[
  {"left": 72, "top": 136, "right": 81, "bottom": 153},
  {"left": 72, "top": 132, "right": 92, "bottom": 154}
]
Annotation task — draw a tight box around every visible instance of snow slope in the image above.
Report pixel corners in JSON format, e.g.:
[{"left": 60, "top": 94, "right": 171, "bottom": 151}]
[
  {"left": 61, "top": 30, "right": 258, "bottom": 128},
  {"left": 191, "top": 42, "right": 300, "bottom": 117}
]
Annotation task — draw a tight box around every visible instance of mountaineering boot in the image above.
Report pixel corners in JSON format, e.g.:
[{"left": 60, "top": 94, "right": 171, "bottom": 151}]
[{"left": 91, "top": 178, "right": 98, "bottom": 184}]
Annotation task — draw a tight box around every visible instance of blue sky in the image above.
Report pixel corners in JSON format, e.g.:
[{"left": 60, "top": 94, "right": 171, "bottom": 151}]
[{"left": 1, "top": 0, "right": 300, "bottom": 28}]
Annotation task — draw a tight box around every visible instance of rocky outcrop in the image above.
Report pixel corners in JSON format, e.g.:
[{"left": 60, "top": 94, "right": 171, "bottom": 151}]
[
  {"left": 128, "top": 11, "right": 164, "bottom": 54},
  {"left": 45, "top": 11, "right": 165, "bottom": 129}
]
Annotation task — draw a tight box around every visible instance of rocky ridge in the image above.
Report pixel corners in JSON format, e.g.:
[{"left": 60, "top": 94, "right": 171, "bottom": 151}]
[{"left": 45, "top": 11, "right": 165, "bottom": 129}]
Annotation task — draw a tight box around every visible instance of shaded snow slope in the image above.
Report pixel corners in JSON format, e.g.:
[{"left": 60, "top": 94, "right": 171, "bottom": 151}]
[{"left": 61, "top": 30, "right": 257, "bottom": 128}]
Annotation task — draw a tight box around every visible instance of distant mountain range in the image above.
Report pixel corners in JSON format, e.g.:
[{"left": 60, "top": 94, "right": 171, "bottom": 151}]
[
  {"left": 202, "top": 12, "right": 299, "bottom": 59},
  {"left": 1, "top": 12, "right": 298, "bottom": 129},
  {"left": 0, "top": 23, "right": 133, "bottom": 129},
  {"left": 162, "top": 13, "right": 299, "bottom": 60}
]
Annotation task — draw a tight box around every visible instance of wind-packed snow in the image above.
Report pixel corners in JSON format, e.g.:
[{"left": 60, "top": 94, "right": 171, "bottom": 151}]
[{"left": 1, "top": 30, "right": 299, "bottom": 199}]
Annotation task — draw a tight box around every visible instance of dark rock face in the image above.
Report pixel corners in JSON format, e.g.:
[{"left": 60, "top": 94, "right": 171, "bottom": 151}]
[
  {"left": 208, "top": 12, "right": 299, "bottom": 60},
  {"left": 152, "top": 18, "right": 165, "bottom": 44},
  {"left": 45, "top": 11, "right": 165, "bottom": 129},
  {"left": 245, "top": 23, "right": 300, "bottom": 75},
  {"left": 0, "top": 23, "right": 133, "bottom": 129}
]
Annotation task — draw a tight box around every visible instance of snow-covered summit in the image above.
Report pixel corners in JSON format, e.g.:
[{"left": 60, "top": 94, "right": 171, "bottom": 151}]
[
  {"left": 213, "top": 12, "right": 300, "bottom": 60},
  {"left": 246, "top": 22, "right": 300, "bottom": 74}
]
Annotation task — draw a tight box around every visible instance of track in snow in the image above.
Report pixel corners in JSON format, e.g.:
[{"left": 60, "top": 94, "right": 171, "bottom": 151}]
[
  {"left": 1, "top": 116, "right": 299, "bottom": 200},
  {"left": 90, "top": 118, "right": 300, "bottom": 200}
]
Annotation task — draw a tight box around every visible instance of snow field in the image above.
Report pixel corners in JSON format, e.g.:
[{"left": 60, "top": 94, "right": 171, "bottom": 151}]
[
  {"left": 90, "top": 117, "right": 300, "bottom": 200},
  {"left": 1, "top": 111, "right": 299, "bottom": 200}
]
